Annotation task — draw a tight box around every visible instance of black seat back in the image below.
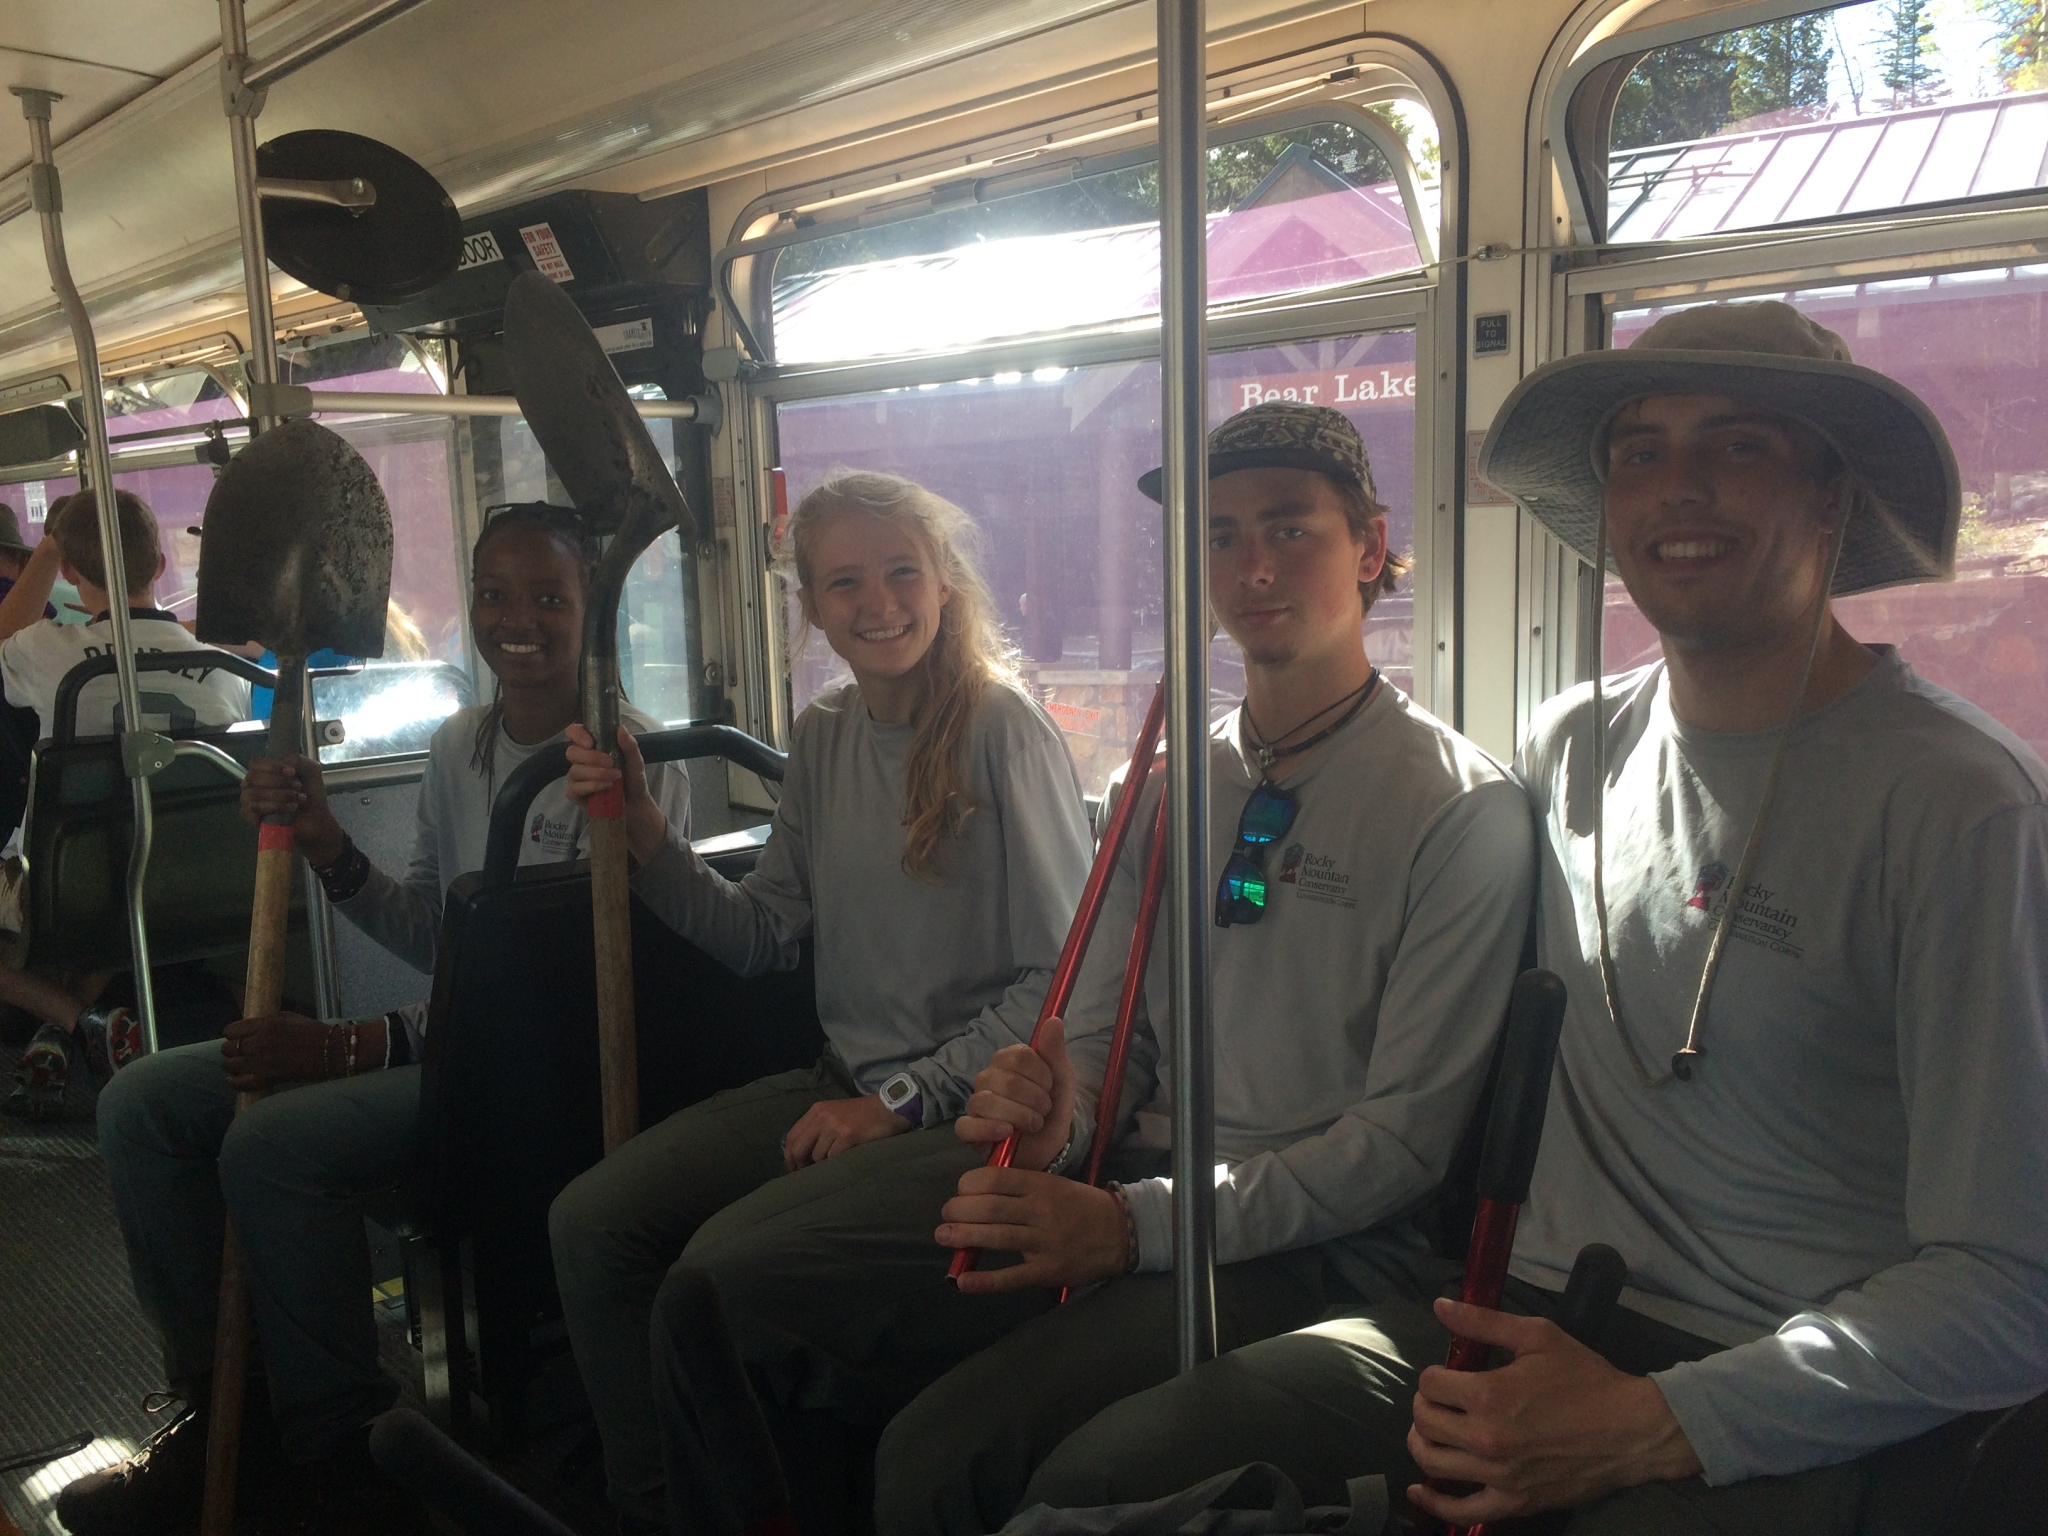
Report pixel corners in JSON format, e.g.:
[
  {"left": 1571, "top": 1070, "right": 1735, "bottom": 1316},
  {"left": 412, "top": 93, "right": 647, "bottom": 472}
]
[
  {"left": 411, "top": 726, "right": 822, "bottom": 1356},
  {"left": 15, "top": 649, "right": 356, "bottom": 974},
  {"left": 17, "top": 727, "right": 308, "bottom": 972}
]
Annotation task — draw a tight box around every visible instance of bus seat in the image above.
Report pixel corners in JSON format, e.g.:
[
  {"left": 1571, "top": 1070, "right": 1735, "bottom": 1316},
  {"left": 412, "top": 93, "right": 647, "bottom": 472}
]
[
  {"left": 389, "top": 724, "right": 822, "bottom": 1445},
  {"left": 15, "top": 727, "right": 311, "bottom": 976},
  {"left": 11, "top": 649, "right": 383, "bottom": 987}
]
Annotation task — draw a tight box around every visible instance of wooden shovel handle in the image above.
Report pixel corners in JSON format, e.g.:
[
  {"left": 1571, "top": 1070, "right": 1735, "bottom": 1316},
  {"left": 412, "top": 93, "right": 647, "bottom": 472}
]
[
  {"left": 199, "top": 826, "right": 293, "bottom": 1536},
  {"left": 590, "top": 812, "right": 639, "bottom": 1155}
]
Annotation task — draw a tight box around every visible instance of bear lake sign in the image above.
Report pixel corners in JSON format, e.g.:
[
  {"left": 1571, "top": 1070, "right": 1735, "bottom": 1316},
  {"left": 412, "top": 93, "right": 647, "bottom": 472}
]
[{"left": 1232, "top": 362, "right": 1416, "bottom": 413}]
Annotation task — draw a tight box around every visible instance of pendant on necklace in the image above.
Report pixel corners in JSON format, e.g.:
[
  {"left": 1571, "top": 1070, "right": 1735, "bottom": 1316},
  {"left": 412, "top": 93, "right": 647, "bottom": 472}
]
[{"left": 1256, "top": 743, "right": 1277, "bottom": 771}]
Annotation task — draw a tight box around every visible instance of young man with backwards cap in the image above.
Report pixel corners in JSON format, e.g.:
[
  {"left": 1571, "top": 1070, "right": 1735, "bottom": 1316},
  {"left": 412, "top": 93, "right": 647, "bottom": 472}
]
[
  {"left": 1005, "top": 302, "right": 2048, "bottom": 1531},
  {"left": 633, "top": 405, "right": 1531, "bottom": 1534}
]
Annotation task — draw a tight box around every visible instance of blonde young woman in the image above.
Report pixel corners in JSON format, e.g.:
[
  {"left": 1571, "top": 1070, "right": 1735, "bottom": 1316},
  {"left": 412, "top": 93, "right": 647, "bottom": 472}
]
[{"left": 550, "top": 469, "right": 1092, "bottom": 1534}]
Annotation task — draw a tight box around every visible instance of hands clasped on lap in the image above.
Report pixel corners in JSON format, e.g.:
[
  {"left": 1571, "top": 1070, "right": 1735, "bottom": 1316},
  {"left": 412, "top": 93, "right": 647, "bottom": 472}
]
[{"left": 940, "top": 1024, "right": 1131, "bottom": 1294}]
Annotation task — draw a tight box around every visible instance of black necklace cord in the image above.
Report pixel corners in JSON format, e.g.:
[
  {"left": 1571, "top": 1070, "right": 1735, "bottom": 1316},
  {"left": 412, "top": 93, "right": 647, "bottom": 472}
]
[{"left": 1244, "top": 669, "right": 1380, "bottom": 774}]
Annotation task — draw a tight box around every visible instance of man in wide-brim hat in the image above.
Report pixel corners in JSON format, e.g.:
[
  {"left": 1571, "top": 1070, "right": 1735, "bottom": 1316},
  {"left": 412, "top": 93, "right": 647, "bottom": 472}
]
[{"left": 1006, "top": 301, "right": 2048, "bottom": 1531}]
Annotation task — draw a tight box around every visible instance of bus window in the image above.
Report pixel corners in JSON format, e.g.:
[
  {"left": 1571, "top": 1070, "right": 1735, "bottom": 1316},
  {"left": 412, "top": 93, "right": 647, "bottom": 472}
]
[
  {"left": 775, "top": 330, "right": 1418, "bottom": 796},
  {"left": 475, "top": 404, "right": 701, "bottom": 728},
  {"left": 1604, "top": 274, "right": 2048, "bottom": 765},
  {"left": 1591, "top": 1, "right": 2048, "bottom": 242},
  {"left": 0, "top": 338, "right": 478, "bottom": 761},
  {"left": 761, "top": 113, "right": 1434, "bottom": 366}
]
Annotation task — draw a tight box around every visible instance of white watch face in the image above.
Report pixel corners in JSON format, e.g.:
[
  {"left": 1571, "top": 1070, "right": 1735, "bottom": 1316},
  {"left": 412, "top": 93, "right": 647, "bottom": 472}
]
[{"left": 883, "top": 1076, "right": 916, "bottom": 1112}]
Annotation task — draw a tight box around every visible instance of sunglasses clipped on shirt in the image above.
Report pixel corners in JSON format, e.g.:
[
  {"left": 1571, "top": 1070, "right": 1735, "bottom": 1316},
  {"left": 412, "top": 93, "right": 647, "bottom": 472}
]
[{"left": 1214, "top": 780, "right": 1301, "bottom": 928}]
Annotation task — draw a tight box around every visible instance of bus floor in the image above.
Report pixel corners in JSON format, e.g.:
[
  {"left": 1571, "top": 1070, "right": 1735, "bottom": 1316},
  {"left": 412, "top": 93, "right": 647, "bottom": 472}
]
[{"left": 0, "top": 1070, "right": 620, "bottom": 1536}]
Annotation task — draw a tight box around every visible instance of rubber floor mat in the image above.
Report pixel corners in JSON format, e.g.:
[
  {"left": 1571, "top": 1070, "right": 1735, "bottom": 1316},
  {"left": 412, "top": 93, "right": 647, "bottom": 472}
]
[{"left": 0, "top": 1103, "right": 164, "bottom": 1536}]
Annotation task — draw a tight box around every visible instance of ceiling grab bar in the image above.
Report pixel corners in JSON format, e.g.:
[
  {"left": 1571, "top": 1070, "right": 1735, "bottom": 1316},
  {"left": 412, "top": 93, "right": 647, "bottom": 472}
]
[
  {"left": 10, "top": 86, "right": 168, "bottom": 1053},
  {"left": 1157, "top": 0, "right": 1217, "bottom": 1374}
]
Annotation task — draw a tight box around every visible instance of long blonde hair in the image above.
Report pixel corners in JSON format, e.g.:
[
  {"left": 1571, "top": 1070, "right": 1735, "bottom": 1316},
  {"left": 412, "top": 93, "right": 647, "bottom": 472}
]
[{"left": 784, "top": 470, "right": 1016, "bottom": 882}]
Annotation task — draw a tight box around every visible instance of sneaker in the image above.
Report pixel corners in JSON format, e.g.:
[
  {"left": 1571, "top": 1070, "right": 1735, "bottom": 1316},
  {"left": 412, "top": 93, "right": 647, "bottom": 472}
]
[
  {"left": 55, "top": 1400, "right": 204, "bottom": 1536},
  {"left": 77, "top": 1006, "right": 141, "bottom": 1084},
  {"left": 3, "top": 1020, "right": 71, "bottom": 1119},
  {"left": 55, "top": 1393, "right": 284, "bottom": 1536}
]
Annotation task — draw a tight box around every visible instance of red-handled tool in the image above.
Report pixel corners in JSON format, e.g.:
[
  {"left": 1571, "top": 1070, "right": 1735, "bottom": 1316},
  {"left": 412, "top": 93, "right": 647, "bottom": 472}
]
[
  {"left": 949, "top": 684, "right": 1166, "bottom": 1283},
  {"left": 1080, "top": 788, "right": 1171, "bottom": 1193},
  {"left": 1427, "top": 967, "right": 1568, "bottom": 1536},
  {"left": 1055, "top": 787, "right": 1171, "bottom": 1303}
]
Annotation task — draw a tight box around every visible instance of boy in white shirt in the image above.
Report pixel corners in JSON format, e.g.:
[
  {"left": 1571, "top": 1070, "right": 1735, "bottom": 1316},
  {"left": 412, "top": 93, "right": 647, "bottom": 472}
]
[{"left": 0, "top": 489, "right": 251, "bottom": 1118}]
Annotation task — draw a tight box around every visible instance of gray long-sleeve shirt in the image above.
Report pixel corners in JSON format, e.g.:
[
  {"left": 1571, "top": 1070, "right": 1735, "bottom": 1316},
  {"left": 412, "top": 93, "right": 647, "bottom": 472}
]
[
  {"left": 628, "top": 680, "right": 1092, "bottom": 1116},
  {"left": 334, "top": 702, "right": 692, "bottom": 1044},
  {"left": 1512, "top": 649, "right": 2048, "bottom": 1484},
  {"left": 1066, "top": 685, "right": 1535, "bottom": 1291}
]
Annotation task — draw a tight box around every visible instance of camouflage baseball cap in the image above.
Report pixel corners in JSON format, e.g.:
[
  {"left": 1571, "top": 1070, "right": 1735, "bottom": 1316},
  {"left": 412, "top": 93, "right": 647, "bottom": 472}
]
[{"left": 1137, "top": 401, "right": 1378, "bottom": 504}]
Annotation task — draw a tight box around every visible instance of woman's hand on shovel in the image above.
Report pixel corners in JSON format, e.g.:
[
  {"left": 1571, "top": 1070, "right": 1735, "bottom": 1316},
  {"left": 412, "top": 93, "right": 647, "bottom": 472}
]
[
  {"left": 239, "top": 753, "right": 346, "bottom": 870},
  {"left": 565, "top": 724, "right": 668, "bottom": 862}
]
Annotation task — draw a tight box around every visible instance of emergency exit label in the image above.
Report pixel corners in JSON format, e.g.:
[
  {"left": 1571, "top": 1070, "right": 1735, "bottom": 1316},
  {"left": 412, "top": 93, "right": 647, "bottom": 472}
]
[{"left": 519, "top": 222, "right": 576, "bottom": 283}]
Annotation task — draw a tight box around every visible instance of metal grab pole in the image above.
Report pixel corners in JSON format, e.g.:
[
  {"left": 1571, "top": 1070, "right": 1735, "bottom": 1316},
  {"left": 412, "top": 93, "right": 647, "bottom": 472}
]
[
  {"left": 12, "top": 87, "right": 163, "bottom": 1049},
  {"left": 219, "top": 0, "right": 342, "bottom": 1017},
  {"left": 1157, "top": 0, "right": 1215, "bottom": 1373},
  {"left": 220, "top": 0, "right": 277, "bottom": 431}
]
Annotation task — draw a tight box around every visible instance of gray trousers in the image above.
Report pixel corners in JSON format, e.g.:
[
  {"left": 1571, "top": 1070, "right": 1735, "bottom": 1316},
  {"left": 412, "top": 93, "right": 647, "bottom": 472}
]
[
  {"left": 96, "top": 1039, "right": 417, "bottom": 1461},
  {"left": 871, "top": 1241, "right": 1384, "bottom": 1536},
  {"left": 1017, "top": 1280, "right": 1995, "bottom": 1536},
  {"left": 550, "top": 1059, "right": 863, "bottom": 1524}
]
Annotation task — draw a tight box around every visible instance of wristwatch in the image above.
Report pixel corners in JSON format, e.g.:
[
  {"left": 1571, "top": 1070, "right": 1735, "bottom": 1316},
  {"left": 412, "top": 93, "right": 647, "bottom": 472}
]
[{"left": 879, "top": 1071, "right": 924, "bottom": 1129}]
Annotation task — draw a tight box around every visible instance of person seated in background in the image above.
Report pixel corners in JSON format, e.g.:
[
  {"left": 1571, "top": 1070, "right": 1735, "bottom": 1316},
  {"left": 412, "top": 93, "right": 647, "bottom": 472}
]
[
  {"left": 0, "top": 489, "right": 249, "bottom": 1116},
  {"left": 550, "top": 468, "right": 1095, "bottom": 1535},
  {"left": 56, "top": 503, "right": 691, "bottom": 1536},
  {"left": 1009, "top": 303, "right": 2048, "bottom": 1535}
]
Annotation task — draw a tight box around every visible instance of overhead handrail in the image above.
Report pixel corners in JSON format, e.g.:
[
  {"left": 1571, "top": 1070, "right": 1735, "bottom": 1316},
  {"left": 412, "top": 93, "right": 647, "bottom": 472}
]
[
  {"left": 482, "top": 724, "right": 787, "bottom": 886},
  {"left": 246, "top": 383, "right": 716, "bottom": 424},
  {"left": 51, "top": 651, "right": 362, "bottom": 744}
]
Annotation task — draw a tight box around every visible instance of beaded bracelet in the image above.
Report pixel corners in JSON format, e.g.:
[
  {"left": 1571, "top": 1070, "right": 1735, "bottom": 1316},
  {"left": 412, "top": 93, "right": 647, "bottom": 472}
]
[{"left": 313, "top": 836, "right": 372, "bottom": 903}]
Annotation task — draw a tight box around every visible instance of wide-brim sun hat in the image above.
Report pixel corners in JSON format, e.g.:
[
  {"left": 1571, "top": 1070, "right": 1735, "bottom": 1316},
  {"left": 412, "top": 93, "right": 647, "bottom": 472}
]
[{"left": 1477, "top": 300, "right": 1960, "bottom": 597}]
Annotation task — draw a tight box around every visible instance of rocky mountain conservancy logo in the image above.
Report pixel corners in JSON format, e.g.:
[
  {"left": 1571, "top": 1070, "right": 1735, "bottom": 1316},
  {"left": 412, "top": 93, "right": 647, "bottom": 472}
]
[
  {"left": 1286, "top": 844, "right": 1356, "bottom": 909},
  {"left": 1685, "top": 863, "right": 1803, "bottom": 959},
  {"left": 529, "top": 807, "right": 581, "bottom": 858}
]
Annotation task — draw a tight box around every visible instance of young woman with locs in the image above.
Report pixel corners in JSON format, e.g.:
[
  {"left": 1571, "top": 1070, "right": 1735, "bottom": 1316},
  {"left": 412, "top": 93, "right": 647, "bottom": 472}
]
[
  {"left": 60, "top": 504, "right": 691, "bottom": 1536},
  {"left": 549, "top": 469, "right": 1094, "bottom": 1534}
]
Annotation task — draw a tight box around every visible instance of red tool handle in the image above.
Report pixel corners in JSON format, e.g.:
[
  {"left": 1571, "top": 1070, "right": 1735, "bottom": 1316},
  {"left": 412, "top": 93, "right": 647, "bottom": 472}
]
[
  {"left": 1427, "top": 969, "right": 1569, "bottom": 1536},
  {"left": 1080, "top": 789, "right": 1171, "bottom": 1192},
  {"left": 948, "top": 684, "right": 1166, "bottom": 1283},
  {"left": 1055, "top": 789, "right": 1171, "bottom": 1304}
]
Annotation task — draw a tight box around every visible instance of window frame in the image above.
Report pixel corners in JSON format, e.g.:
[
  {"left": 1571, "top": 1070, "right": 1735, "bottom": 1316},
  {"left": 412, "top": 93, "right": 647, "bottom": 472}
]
[
  {"left": 711, "top": 33, "right": 1469, "bottom": 741},
  {"left": 719, "top": 100, "right": 1434, "bottom": 368}
]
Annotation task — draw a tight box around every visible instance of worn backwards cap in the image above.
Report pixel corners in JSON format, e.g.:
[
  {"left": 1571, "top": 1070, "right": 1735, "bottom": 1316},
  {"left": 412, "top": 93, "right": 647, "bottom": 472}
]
[
  {"left": 1478, "top": 300, "right": 1960, "bottom": 597},
  {"left": 1138, "top": 401, "right": 1379, "bottom": 505}
]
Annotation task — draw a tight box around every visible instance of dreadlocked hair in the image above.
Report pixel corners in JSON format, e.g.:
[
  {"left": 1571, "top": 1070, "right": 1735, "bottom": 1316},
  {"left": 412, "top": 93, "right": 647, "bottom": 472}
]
[
  {"left": 783, "top": 470, "right": 1017, "bottom": 883},
  {"left": 469, "top": 502, "right": 598, "bottom": 787}
]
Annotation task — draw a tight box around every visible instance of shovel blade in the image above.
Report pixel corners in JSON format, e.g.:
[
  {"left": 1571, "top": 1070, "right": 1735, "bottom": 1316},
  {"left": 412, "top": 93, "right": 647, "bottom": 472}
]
[
  {"left": 501, "top": 271, "right": 695, "bottom": 545},
  {"left": 196, "top": 418, "right": 394, "bottom": 659}
]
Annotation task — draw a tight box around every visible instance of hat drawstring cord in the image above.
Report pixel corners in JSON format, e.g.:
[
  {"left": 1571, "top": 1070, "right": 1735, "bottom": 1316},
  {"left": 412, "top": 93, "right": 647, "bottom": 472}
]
[{"left": 1589, "top": 512, "right": 1849, "bottom": 1089}]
